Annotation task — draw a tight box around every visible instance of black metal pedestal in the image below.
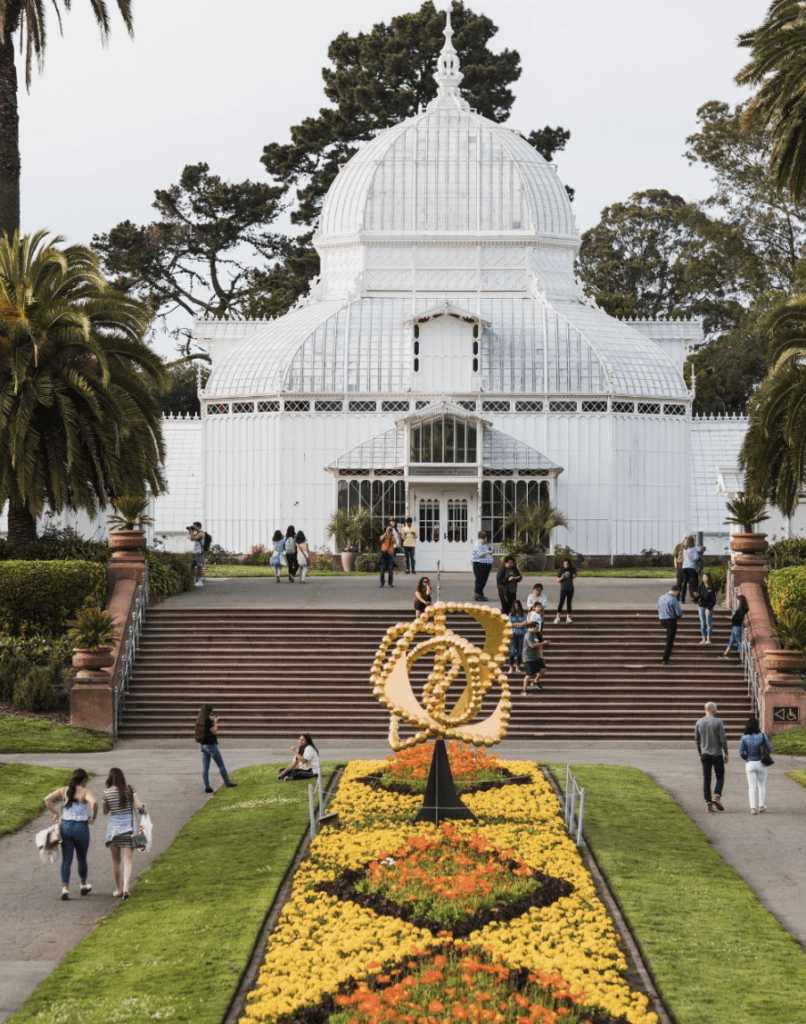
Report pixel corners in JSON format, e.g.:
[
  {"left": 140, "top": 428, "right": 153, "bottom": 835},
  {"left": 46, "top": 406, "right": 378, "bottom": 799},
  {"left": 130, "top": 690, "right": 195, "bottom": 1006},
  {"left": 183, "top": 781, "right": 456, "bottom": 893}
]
[{"left": 413, "top": 739, "right": 476, "bottom": 825}]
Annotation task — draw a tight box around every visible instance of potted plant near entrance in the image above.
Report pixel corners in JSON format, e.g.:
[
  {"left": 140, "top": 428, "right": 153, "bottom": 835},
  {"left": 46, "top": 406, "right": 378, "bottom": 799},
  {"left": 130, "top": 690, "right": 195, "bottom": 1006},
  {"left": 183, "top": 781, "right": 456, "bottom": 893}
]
[
  {"left": 68, "top": 607, "right": 119, "bottom": 674},
  {"left": 327, "top": 509, "right": 361, "bottom": 571},
  {"left": 503, "top": 501, "right": 568, "bottom": 570},
  {"left": 107, "top": 494, "right": 153, "bottom": 561},
  {"left": 724, "top": 494, "right": 770, "bottom": 557},
  {"left": 766, "top": 608, "right": 806, "bottom": 674}
]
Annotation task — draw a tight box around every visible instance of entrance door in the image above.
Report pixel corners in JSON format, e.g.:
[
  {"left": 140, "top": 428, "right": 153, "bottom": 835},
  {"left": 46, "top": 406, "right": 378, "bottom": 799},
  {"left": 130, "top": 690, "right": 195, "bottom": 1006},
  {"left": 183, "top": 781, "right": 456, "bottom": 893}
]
[{"left": 411, "top": 488, "right": 474, "bottom": 571}]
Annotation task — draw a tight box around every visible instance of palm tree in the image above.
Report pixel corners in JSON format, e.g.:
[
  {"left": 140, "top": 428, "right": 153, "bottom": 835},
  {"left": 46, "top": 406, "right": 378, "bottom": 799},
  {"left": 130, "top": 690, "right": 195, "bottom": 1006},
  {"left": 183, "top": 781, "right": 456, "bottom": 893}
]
[
  {"left": 0, "top": 230, "right": 166, "bottom": 546},
  {"left": 737, "top": 1, "right": 806, "bottom": 200},
  {"left": 741, "top": 295, "right": 806, "bottom": 516},
  {"left": 0, "top": 0, "right": 133, "bottom": 236},
  {"left": 503, "top": 500, "right": 568, "bottom": 555}
]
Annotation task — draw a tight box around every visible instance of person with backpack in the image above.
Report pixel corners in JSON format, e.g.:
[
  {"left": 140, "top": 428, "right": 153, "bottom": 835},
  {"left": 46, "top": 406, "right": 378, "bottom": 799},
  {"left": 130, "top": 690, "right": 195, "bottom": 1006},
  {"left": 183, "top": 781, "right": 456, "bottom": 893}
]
[
  {"left": 679, "top": 535, "right": 702, "bottom": 604},
  {"left": 188, "top": 521, "right": 210, "bottom": 588},
  {"left": 284, "top": 526, "right": 299, "bottom": 583}
]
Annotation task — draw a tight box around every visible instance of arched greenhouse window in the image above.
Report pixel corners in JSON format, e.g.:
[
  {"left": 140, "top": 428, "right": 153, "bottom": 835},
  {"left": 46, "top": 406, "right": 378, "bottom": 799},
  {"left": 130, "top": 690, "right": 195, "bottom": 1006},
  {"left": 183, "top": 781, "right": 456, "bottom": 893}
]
[{"left": 409, "top": 416, "right": 477, "bottom": 464}]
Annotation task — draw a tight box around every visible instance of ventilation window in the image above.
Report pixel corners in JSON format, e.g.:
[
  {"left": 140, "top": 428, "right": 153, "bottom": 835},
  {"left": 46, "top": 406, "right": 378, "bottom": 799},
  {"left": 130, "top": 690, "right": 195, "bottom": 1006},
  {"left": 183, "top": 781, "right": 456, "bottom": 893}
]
[
  {"left": 348, "top": 400, "right": 376, "bottom": 413},
  {"left": 415, "top": 400, "right": 430, "bottom": 409},
  {"left": 665, "top": 404, "right": 686, "bottom": 416},
  {"left": 315, "top": 400, "right": 343, "bottom": 412},
  {"left": 472, "top": 340, "right": 478, "bottom": 355},
  {"left": 457, "top": 400, "right": 476, "bottom": 411},
  {"left": 257, "top": 400, "right": 279, "bottom": 413},
  {"left": 414, "top": 357, "right": 420, "bottom": 373},
  {"left": 414, "top": 324, "right": 420, "bottom": 339},
  {"left": 473, "top": 324, "right": 479, "bottom": 339},
  {"left": 232, "top": 401, "right": 254, "bottom": 414},
  {"left": 637, "top": 402, "right": 661, "bottom": 415},
  {"left": 206, "top": 403, "right": 229, "bottom": 415},
  {"left": 414, "top": 341, "right": 420, "bottom": 355},
  {"left": 581, "top": 400, "right": 607, "bottom": 413},
  {"left": 482, "top": 400, "right": 510, "bottom": 412},
  {"left": 284, "top": 400, "right": 310, "bottom": 413},
  {"left": 382, "top": 400, "right": 409, "bottom": 412},
  {"left": 515, "top": 400, "right": 543, "bottom": 412},
  {"left": 613, "top": 401, "right": 634, "bottom": 413},
  {"left": 549, "top": 400, "right": 577, "bottom": 413},
  {"left": 472, "top": 358, "right": 479, "bottom": 372}
]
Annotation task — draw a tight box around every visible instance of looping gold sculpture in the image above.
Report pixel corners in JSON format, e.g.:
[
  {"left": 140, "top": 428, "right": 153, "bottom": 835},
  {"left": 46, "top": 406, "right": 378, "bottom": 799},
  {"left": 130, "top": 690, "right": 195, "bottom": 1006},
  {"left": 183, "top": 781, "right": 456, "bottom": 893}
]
[{"left": 371, "top": 601, "right": 513, "bottom": 751}]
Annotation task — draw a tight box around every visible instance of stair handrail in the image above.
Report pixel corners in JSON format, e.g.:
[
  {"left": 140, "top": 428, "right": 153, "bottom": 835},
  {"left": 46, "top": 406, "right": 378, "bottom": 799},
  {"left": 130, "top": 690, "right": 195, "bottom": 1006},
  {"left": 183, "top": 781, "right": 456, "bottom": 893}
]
[
  {"left": 113, "top": 566, "right": 149, "bottom": 734},
  {"left": 564, "top": 764, "right": 586, "bottom": 846},
  {"left": 728, "top": 567, "right": 761, "bottom": 721}
]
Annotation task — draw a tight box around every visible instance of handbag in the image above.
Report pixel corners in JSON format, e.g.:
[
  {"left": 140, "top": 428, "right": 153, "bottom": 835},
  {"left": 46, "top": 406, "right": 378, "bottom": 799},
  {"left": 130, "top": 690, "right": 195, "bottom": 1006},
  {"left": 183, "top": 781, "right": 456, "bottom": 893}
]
[
  {"left": 759, "top": 738, "right": 774, "bottom": 767},
  {"left": 129, "top": 787, "right": 148, "bottom": 850}
]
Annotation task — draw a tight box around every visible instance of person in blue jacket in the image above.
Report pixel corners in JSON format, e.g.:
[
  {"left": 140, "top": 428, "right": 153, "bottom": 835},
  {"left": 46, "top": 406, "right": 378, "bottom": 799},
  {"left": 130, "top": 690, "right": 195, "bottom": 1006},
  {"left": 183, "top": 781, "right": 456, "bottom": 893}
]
[{"left": 739, "top": 717, "right": 771, "bottom": 814}]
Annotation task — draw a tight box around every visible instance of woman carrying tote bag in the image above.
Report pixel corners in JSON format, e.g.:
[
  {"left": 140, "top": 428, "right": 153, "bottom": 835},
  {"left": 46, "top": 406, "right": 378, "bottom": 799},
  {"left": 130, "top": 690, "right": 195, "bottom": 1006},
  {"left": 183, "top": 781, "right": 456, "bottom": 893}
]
[
  {"left": 102, "top": 767, "right": 147, "bottom": 899},
  {"left": 739, "top": 717, "right": 773, "bottom": 815}
]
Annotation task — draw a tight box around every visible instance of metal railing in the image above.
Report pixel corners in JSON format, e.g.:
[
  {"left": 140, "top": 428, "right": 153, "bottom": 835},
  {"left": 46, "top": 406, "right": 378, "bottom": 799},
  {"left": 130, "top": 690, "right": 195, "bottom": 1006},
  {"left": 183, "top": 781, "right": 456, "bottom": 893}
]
[
  {"left": 728, "top": 567, "right": 761, "bottom": 720},
  {"left": 564, "top": 764, "right": 586, "bottom": 846},
  {"left": 113, "top": 568, "right": 149, "bottom": 734}
]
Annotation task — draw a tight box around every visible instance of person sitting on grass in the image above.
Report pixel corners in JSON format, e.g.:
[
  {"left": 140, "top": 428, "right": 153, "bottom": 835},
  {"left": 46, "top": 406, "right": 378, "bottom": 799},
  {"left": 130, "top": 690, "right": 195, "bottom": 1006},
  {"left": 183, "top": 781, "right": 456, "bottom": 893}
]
[{"left": 278, "top": 733, "right": 320, "bottom": 781}]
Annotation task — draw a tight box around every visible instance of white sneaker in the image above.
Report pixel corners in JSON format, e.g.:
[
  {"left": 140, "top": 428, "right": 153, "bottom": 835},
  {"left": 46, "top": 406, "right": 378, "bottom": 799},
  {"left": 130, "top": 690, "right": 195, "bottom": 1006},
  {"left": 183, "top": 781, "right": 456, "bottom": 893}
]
[
  {"left": 195, "top": 580, "right": 204, "bottom": 587},
  {"left": 699, "top": 639, "right": 707, "bottom": 645},
  {"left": 553, "top": 616, "right": 560, "bottom": 624},
  {"left": 566, "top": 616, "right": 572, "bottom": 623}
]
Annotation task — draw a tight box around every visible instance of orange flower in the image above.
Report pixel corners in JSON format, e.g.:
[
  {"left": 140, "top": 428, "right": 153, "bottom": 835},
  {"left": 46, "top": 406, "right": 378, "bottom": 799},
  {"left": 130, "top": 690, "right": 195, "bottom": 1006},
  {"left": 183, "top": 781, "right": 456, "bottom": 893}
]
[
  {"left": 421, "top": 970, "right": 444, "bottom": 984},
  {"left": 428, "top": 1000, "right": 444, "bottom": 1013}
]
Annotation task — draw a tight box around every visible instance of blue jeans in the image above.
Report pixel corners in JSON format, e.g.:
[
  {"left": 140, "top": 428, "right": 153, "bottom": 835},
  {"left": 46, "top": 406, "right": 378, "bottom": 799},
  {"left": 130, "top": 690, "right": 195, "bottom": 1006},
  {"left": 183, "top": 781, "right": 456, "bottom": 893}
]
[
  {"left": 60, "top": 820, "right": 90, "bottom": 885},
  {"left": 379, "top": 552, "right": 395, "bottom": 585},
  {"left": 200, "top": 744, "right": 231, "bottom": 787},
  {"left": 698, "top": 607, "right": 713, "bottom": 638},
  {"left": 727, "top": 625, "right": 742, "bottom": 652},
  {"left": 404, "top": 548, "right": 415, "bottom": 572},
  {"left": 508, "top": 633, "right": 524, "bottom": 666}
]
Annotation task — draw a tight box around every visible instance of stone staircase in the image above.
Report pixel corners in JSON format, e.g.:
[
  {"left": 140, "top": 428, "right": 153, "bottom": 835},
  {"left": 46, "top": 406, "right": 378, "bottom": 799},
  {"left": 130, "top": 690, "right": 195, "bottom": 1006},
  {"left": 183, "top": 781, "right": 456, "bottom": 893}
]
[{"left": 117, "top": 606, "right": 753, "bottom": 742}]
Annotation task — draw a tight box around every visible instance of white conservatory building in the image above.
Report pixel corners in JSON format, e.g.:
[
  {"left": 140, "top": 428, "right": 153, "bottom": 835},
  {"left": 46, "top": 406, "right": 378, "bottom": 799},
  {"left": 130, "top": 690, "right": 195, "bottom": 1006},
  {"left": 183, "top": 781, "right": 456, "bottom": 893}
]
[{"left": 186, "top": 20, "right": 703, "bottom": 570}]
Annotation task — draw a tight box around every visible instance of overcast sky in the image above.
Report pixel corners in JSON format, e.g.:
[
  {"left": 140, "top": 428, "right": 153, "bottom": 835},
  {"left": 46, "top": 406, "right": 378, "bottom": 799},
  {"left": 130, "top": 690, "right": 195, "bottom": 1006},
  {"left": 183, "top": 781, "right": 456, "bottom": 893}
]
[{"left": 17, "top": 0, "right": 771, "bottom": 352}]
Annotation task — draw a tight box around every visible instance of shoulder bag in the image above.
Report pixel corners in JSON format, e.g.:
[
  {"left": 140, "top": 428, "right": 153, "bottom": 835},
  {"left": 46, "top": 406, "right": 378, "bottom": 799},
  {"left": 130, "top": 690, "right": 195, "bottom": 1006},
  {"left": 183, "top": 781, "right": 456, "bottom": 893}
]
[
  {"left": 759, "top": 737, "right": 774, "bottom": 767},
  {"left": 129, "top": 786, "right": 148, "bottom": 850}
]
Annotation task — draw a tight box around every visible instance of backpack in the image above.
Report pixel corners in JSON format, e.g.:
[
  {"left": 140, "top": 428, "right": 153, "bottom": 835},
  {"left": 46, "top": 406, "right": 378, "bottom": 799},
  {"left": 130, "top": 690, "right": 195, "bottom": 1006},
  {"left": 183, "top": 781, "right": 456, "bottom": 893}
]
[
  {"left": 284, "top": 536, "right": 296, "bottom": 555},
  {"left": 203, "top": 532, "right": 212, "bottom": 553}
]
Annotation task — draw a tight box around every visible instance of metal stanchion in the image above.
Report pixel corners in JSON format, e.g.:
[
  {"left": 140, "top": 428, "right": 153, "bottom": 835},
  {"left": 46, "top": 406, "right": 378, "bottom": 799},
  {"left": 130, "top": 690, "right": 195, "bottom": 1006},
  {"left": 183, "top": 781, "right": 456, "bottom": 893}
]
[{"left": 308, "top": 784, "right": 316, "bottom": 839}]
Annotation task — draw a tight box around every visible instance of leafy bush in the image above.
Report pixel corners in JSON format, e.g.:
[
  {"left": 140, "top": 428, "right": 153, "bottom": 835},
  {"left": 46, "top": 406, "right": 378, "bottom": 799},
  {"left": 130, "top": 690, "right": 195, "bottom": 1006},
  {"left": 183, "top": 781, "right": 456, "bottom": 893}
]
[
  {"left": 145, "top": 548, "right": 195, "bottom": 598},
  {"left": 554, "top": 546, "right": 586, "bottom": 570},
  {"left": 12, "top": 662, "right": 60, "bottom": 712},
  {"left": 705, "top": 564, "right": 728, "bottom": 598},
  {"left": 767, "top": 566, "right": 806, "bottom": 620},
  {"left": 0, "top": 561, "right": 107, "bottom": 638},
  {"left": 0, "top": 528, "right": 110, "bottom": 565},
  {"left": 313, "top": 553, "right": 335, "bottom": 571},
  {"left": 767, "top": 538, "right": 806, "bottom": 570},
  {"left": 355, "top": 553, "right": 378, "bottom": 572},
  {"left": 205, "top": 547, "right": 240, "bottom": 566},
  {"left": 0, "top": 634, "right": 73, "bottom": 668},
  {"left": 243, "top": 544, "right": 268, "bottom": 566}
]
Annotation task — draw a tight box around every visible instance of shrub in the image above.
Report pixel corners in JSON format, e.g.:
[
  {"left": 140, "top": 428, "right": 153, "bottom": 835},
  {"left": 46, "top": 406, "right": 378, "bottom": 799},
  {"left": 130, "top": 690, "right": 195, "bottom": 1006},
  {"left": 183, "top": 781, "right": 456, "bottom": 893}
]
[
  {"left": 205, "top": 547, "right": 240, "bottom": 566},
  {"left": 145, "top": 548, "right": 195, "bottom": 598},
  {"left": 12, "top": 663, "right": 58, "bottom": 712},
  {"left": 313, "top": 553, "right": 335, "bottom": 571},
  {"left": 706, "top": 564, "right": 728, "bottom": 598},
  {"left": 243, "top": 543, "right": 268, "bottom": 566},
  {"left": 0, "top": 561, "right": 107, "bottom": 638},
  {"left": 0, "top": 634, "right": 73, "bottom": 668},
  {"left": 355, "top": 553, "right": 378, "bottom": 572},
  {"left": 767, "top": 538, "right": 806, "bottom": 570},
  {"left": 767, "top": 566, "right": 806, "bottom": 620},
  {"left": 0, "top": 528, "right": 110, "bottom": 565},
  {"left": 554, "top": 546, "right": 586, "bottom": 570}
]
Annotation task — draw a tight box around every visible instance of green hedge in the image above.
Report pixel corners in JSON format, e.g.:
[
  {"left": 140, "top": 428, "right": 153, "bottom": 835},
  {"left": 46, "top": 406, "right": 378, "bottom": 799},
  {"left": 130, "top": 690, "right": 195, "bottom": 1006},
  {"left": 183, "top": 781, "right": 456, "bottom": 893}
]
[
  {"left": 0, "top": 561, "right": 107, "bottom": 637},
  {"left": 767, "top": 566, "right": 806, "bottom": 620},
  {"left": 145, "top": 548, "right": 195, "bottom": 598},
  {"left": 0, "top": 534, "right": 110, "bottom": 564},
  {"left": 767, "top": 538, "right": 806, "bottom": 570}
]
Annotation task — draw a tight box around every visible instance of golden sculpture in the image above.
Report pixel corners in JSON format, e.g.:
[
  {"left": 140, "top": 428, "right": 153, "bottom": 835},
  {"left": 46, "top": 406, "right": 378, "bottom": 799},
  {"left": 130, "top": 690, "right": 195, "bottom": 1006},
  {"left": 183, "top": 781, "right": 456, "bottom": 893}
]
[{"left": 371, "top": 602, "right": 512, "bottom": 751}]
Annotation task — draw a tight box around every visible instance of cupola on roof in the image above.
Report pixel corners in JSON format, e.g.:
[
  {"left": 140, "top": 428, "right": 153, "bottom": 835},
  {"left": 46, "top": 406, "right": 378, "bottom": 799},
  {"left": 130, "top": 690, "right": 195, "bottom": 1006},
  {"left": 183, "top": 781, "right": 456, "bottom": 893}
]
[{"left": 316, "top": 13, "right": 577, "bottom": 244}]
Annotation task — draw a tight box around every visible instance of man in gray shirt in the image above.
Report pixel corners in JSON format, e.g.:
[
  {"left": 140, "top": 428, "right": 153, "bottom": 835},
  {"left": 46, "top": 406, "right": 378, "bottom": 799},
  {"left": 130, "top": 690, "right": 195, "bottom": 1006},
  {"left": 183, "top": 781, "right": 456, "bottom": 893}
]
[{"left": 695, "top": 702, "right": 729, "bottom": 813}]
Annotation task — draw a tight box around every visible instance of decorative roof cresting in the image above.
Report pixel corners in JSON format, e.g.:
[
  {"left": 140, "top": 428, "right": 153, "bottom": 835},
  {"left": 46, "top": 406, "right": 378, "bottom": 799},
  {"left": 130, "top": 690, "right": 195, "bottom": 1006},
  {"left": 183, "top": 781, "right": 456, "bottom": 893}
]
[{"left": 428, "top": 9, "right": 471, "bottom": 111}]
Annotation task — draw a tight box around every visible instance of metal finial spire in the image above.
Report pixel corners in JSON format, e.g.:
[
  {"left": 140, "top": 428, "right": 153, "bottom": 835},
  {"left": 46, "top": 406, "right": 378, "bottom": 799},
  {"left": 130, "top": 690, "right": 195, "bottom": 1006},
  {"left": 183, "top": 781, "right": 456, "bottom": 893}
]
[{"left": 429, "top": 6, "right": 470, "bottom": 110}]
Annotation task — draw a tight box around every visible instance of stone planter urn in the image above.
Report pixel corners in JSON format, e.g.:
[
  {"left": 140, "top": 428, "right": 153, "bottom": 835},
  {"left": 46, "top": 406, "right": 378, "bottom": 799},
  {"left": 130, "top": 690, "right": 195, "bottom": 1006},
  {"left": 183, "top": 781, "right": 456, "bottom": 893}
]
[
  {"left": 730, "top": 533, "right": 768, "bottom": 555},
  {"left": 763, "top": 648, "right": 806, "bottom": 674},
  {"left": 341, "top": 550, "right": 358, "bottom": 572},
  {"left": 72, "top": 647, "right": 115, "bottom": 673},
  {"left": 108, "top": 528, "right": 147, "bottom": 563}
]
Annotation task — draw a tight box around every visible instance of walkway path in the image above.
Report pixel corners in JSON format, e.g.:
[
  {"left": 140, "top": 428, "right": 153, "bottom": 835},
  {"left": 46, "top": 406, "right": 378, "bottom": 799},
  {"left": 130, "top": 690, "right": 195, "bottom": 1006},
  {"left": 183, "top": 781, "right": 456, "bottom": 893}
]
[{"left": 2, "top": 575, "right": 805, "bottom": 1020}]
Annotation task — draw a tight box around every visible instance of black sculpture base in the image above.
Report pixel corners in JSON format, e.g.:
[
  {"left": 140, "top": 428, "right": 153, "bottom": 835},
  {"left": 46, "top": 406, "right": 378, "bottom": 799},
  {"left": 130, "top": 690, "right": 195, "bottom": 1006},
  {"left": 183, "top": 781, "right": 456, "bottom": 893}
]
[{"left": 413, "top": 739, "right": 477, "bottom": 825}]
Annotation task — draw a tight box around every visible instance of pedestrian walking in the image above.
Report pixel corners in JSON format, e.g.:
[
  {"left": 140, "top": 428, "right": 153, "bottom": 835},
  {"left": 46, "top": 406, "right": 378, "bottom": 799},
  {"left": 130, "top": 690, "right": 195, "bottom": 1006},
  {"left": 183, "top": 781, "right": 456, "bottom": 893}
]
[
  {"left": 270, "top": 529, "right": 285, "bottom": 584},
  {"left": 471, "top": 531, "right": 493, "bottom": 601},
  {"left": 521, "top": 621, "right": 550, "bottom": 693},
  {"left": 379, "top": 525, "right": 397, "bottom": 587},
  {"left": 739, "top": 717, "right": 772, "bottom": 815},
  {"left": 401, "top": 517, "right": 418, "bottom": 574},
  {"left": 657, "top": 584, "right": 683, "bottom": 664},
  {"left": 720, "top": 594, "right": 749, "bottom": 660},
  {"left": 507, "top": 599, "right": 527, "bottom": 673},
  {"left": 679, "top": 536, "right": 702, "bottom": 604},
  {"left": 673, "top": 537, "right": 686, "bottom": 592},
  {"left": 496, "top": 556, "right": 521, "bottom": 614},
  {"left": 296, "top": 530, "right": 311, "bottom": 582},
  {"left": 695, "top": 702, "right": 729, "bottom": 813},
  {"left": 194, "top": 704, "right": 237, "bottom": 793},
  {"left": 696, "top": 572, "right": 718, "bottom": 644},
  {"left": 188, "top": 522, "right": 206, "bottom": 587},
  {"left": 414, "top": 576, "right": 432, "bottom": 617},
  {"left": 102, "top": 767, "right": 148, "bottom": 900},
  {"left": 554, "top": 559, "right": 577, "bottom": 623},
  {"left": 44, "top": 768, "right": 97, "bottom": 901},
  {"left": 284, "top": 526, "right": 299, "bottom": 582},
  {"left": 278, "top": 733, "right": 320, "bottom": 781}
]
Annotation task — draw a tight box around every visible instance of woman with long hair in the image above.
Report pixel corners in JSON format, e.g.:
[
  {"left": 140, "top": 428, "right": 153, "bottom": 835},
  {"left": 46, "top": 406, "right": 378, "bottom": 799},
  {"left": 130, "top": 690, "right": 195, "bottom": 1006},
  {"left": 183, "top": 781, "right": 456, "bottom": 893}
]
[
  {"left": 284, "top": 525, "right": 299, "bottom": 583},
  {"left": 695, "top": 572, "right": 718, "bottom": 644},
  {"left": 720, "top": 594, "right": 749, "bottom": 659},
  {"left": 270, "top": 529, "right": 285, "bottom": 584},
  {"left": 296, "top": 530, "right": 311, "bottom": 582},
  {"left": 44, "top": 768, "right": 97, "bottom": 900},
  {"left": 102, "top": 767, "right": 147, "bottom": 899},
  {"left": 739, "top": 716, "right": 772, "bottom": 814},
  {"left": 554, "top": 559, "right": 577, "bottom": 624},
  {"left": 508, "top": 599, "right": 528, "bottom": 673},
  {"left": 413, "top": 576, "right": 432, "bottom": 617},
  {"left": 194, "top": 704, "right": 236, "bottom": 793},
  {"left": 278, "top": 733, "right": 320, "bottom": 781}
]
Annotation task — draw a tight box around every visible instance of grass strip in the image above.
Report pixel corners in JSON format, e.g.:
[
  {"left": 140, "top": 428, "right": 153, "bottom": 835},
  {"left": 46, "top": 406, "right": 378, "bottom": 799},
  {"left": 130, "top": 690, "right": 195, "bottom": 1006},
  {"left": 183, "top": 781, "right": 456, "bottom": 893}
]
[
  {"left": 0, "top": 714, "right": 115, "bottom": 753},
  {"left": 0, "top": 763, "right": 73, "bottom": 836},
  {"left": 548, "top": 763, "right": 806, "bottom": 1024},
  {"left": 786, "top": 769, "right": 806, "bottom": 789},
  {"left": 9, "top": 762, "right": 333, "bottom": 1024},
  {"left": 771, "top": 727, "right": 806, "bottom": 755}
]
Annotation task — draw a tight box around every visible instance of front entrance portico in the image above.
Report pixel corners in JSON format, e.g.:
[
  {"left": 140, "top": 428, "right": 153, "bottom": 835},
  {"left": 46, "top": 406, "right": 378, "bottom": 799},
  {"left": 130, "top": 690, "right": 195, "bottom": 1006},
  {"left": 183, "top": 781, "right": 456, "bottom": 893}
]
[{"left": 408, "top": 484, "right": 475, "bottom": 571}]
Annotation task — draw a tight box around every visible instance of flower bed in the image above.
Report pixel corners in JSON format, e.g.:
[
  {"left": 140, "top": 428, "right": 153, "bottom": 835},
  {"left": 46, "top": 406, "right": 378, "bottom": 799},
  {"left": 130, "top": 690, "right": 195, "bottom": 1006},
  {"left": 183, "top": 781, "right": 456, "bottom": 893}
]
[{"left": 241, "top": 759, "right": 658, "bottom": 1024}]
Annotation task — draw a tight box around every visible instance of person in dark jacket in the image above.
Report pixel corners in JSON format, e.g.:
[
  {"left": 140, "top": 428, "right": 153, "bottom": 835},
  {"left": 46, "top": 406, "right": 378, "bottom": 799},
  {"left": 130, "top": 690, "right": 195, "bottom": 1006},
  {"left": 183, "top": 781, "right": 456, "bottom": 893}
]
[
  {"left": 554, "top": 559, "right": 577, "bottom": 623},
  {"left": 720, "top": 595, "right": 749, "bottom": 660},
  {"left": 695, "top": 572, "right": 718, "bottom": 645},
  {"left": 496, "top": 556, "right": 521, "bottom": 614},
  {"left": 194, "top": 704, "right": 237, "bottom": 793}
]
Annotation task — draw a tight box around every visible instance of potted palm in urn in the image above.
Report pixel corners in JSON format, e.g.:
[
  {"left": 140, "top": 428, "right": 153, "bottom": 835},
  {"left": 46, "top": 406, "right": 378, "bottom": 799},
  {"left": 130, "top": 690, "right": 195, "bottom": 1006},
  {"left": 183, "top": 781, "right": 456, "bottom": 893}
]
[
  {"left": 504, "top": 500, "right": 569, "bottom": 570},
  {"left": 724, "top": 494, "right": 770, "bottom": 557},
  {"left": 68, "top": 607, "right": 119, "bottom": 675},
  {"left": 766, "top": 609, "right": 806, "bottom": 674},
  {"left": 107, "top": 494, "right": 153, "bottom": 561},
  {"left": 327, "top": 508, "right": 364, "bottom": 571}
]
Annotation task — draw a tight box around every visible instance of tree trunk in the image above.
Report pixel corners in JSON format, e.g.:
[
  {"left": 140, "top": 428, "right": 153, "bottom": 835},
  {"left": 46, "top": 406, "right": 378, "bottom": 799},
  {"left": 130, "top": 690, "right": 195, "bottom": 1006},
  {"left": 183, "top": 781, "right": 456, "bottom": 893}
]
[
  {"left": 7, "top": 498, "right": 37, "bottom": 547},
  {"left": 0, "top": 8, "right": 22, "bottom": 238}
]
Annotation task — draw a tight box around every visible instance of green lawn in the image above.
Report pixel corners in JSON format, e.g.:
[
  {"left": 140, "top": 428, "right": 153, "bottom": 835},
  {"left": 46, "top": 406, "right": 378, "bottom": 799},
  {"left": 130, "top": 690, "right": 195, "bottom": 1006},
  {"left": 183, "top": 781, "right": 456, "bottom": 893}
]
[
  {"left": 549, "top": 763, "right": 806, "bottom": 1024},
  {"left": 0, "top": 763, "right": 73, "bottom": 836},
  {"left": 771, "top": 727, "right": 806, "bottom": 756},
  {"left": 10, "top": 762, "right": 335, "bottom": 1024},
  {"left": 787, "top": 769, "right": 806, "bottom": 789},
  {"left": 0, "top": 714, "right": 115, "bottom": 753}
]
